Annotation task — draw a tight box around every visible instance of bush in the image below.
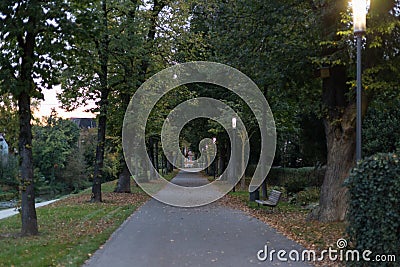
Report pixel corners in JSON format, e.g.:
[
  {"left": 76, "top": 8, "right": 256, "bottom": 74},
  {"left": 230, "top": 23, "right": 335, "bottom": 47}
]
[
  {"left": 32, "top": 113, "right": 80, "bottom": 185},
  {"left": 62, "top": 150, "right": 90, "bottom": 193},
  {"left": 345, "top": 153, "right": 400, "bottom": 265},
  {"left": 284, "top": 175, "right": 309, "bottom": 194},
  {"left": 0, "top": 155, "right": 19, "bottom": 189},
  {"left": 246, "top": 165, "right": 325, "bottom": 190},
  {"left": 0, "top": 192, "right": 16, "bottom": 201},
  {"left": 291, "top": 187, "right": 320, "bottom": 206},
  {"left": 263, "top": 167, "right": 325, "bottom": 194}
]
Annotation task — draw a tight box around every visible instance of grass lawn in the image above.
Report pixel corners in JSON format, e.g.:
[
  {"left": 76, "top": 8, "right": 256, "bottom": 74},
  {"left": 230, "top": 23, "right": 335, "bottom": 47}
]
[{"left": 0, "top": 179, "right": 149, "bottom": 267}]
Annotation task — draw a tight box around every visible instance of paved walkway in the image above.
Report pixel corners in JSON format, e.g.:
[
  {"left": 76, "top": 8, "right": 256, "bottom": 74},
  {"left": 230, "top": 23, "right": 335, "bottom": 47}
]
[
  {"left": 0, "top": 199, "right": 59, "bottom": 220},
  {"left": 84, "top": 171, "right": 311, "bottom": 267}
]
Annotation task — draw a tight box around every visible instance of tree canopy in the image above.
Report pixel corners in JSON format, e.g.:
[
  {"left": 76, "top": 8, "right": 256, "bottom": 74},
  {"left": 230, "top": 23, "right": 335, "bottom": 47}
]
[{"left": 0, "top": 1, "right": 399, "bottom": 237}]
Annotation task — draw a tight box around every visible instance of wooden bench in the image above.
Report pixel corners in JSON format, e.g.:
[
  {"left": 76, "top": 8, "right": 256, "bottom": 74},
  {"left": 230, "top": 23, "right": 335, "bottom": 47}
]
[{"left": 255, "top": 190, "right": 282, "bottom": 210}]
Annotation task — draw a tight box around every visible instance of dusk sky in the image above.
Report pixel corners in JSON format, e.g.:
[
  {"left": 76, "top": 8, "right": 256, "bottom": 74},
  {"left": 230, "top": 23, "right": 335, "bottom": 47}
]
[{"left": 36, "top": 85, "right": 96, "bottom": 119}]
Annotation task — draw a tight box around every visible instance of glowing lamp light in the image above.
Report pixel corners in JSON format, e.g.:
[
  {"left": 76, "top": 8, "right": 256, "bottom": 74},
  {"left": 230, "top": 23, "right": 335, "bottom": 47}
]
[
  {"left": 352, "top": 0, "right": 367, "bottom": 34},
  {"left": 232, "top": 117, "right": 237, "bottom": 129}
]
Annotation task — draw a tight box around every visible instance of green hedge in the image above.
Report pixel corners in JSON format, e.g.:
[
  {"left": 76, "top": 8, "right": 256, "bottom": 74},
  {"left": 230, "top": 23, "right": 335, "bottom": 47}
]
[
  {"left": 246, "top": 166, "right": 325, "bottom": 194},
  {"left": 345, "top": 153, "right": 400, "bottom": 265},
  {"left": 290, "top": 187, "right": 320, "bottom": 206},
  {"left": 245, "top": 165, "right": 325, "bottom": 194},
  {"left": 0, "top": 192, "right": 16, "bottom": 201}
]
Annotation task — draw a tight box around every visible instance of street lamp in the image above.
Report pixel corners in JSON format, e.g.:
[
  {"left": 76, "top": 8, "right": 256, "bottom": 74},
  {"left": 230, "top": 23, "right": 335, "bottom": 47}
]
[
  {"left": 232, "top": 117, "right": 237, "bottom": 129},
  {"left": 205, "top": 144, "right": 209, "bottom": 174},
  {"left": 352, "top": 0, "right": 367, "bottom": 161},
  {"left": 213, "top": 137, "right": 217, "bottom": 179},
  {"left": 232, "top": 117, "right": 237, "bottom": 192}
]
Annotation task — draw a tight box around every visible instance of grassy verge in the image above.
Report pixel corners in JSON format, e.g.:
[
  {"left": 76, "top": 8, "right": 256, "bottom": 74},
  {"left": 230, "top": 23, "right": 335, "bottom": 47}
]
[
  {"left": 163, "top": 169, "right": 179, "bottom": 181},
  {"left": 0, "top": 179, "right": 148, "bottom": 267},
  {"left": 200, "top": 171, "right": 217, "bottom": 182},
  {"left": 218, "top": 188, "right": 346, "bottom": 267}
]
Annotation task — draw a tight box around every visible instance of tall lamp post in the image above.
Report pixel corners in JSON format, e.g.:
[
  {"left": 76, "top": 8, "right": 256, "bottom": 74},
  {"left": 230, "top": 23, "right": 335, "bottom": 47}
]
[
  {"left": 213, "top": 137, "right": 217, "bottom": 179},
  {"left": 232, "top": 117, "right": 237, "bottom": 192},
  {"left": 205, "top": 144, "right": 209, "bottom": 175},
  {"left": 353, "top": 0, "right": 367, "bottom": 161}
]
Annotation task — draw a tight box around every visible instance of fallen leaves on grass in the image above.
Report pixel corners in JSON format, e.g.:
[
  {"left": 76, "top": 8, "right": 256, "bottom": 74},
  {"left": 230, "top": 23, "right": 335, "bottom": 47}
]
[
  {"left": 218, "top": 194, "right": 346, "bottom": 267},
  {"left": 0, "top": 186, "right": 150, "bottom": 267},
  {"left": 51, "top": 192, "right": 149, "bottom": 207},
  {"left": 42, "top": 192, "right": 149, "bottom": 240}
]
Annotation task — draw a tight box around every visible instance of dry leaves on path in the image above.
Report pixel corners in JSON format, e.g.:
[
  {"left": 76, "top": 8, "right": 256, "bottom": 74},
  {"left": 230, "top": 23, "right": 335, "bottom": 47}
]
[{"left": 218, "top": 194, "right": 346, "bottom": 267}]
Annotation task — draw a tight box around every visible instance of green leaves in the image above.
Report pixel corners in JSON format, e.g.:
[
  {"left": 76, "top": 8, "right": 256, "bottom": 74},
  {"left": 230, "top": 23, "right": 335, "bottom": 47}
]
[
  {"left": 362, "top": 101, "right": 400, "bottom": 156},
  {"left": 0, "top": 0, "right": 77, "bottom": 97},
  {"left": 345, "top": 153, "right": 400, "bottom": 264},
  {"left": 32, "top": 111, "right": 80, "bottom": 183}
]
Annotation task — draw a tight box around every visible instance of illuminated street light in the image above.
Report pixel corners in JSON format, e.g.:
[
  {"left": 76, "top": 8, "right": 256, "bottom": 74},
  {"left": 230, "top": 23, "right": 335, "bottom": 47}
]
[
  {"left": 232, "top": 117, "right": 237, "bottom": 129},
  {"left": 213, "top": 137, "right": 217, "bottom": 179},
  {"left": 352, "top": 0, "right": 367, "bottom": 161},
  {"left": 231, "top": 117, "right": 237, "bottom": 192},
  {"left": 353, "top": 0, "right": 367, "bottom": 34}
]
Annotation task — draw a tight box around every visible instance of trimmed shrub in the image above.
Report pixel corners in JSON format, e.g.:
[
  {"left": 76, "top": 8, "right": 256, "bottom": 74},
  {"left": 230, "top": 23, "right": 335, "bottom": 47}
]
[
  {"left": 284, "top": 175, "right": 309, "bottom": 194},
  {"left": 345, "top": 153, "right": 400, "bottom": 265},
  {"left": 246, "top": 165, "right": 325, "bottom": 190},
  {"left": 268, "top": 167, "right": 324, "bottom": 194},
  {"left": 291, "top": 187, "right": 320, "bottom": 206},
  {"left": 244, "top": 166, "right": 325, "bottom": 195}
]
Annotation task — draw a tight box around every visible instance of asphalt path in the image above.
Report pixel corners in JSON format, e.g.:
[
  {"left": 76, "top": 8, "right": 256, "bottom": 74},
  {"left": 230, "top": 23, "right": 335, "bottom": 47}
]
[{"left": 84, "top": 171, "right": 311, "bottom": 267}]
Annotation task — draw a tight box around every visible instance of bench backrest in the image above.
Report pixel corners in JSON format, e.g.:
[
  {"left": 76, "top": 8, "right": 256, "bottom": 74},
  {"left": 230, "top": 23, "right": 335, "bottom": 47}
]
[{"left": 268, "top": 190, "right": 282, "bottom": 205}]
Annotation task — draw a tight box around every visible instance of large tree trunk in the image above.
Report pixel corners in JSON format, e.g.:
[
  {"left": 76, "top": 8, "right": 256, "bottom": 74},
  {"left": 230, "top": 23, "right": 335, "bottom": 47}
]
[
  {"left": 91, "top": 0, "right": 109, "bottom": 202},
  {"left": 92, "top": 106, "right": 107, "bottom": 202},
  {"left": 148, "top": 137, "right": 157, "bottom": 180},
  {"left": 18, "top": 92, "right": 38, "bottom": 236},
  {"left": 114, "top": 160, "right": 131, "bottom": 193},
  {"left": 154, "top": 139, "right": 159, "bottom": 173},
  {"left": 316, "top": 111, "right": 356, "bottom": 222},
  {"left": 18, "top": 13, "right": 38, "bottom": 235},
  {"left": 309, "top": 65, "right": 363, "bottom": 222},
  {"left": 113, "top": 0, "right": 138, "bottom": 193},
  {"left": 114, "top": 0, "right": 166, "bottom": 191},
  {"left": 308, "top": 1, "right": 357, "bottom": 222},
  {"left": 240, "top": 138, "right": 246, "bottom": 190},
  {"left": 166, "top": 153, "right": 173, "bottom": 173},
  {"left": 113, "top": 89, "right": 132, "bottom": 192}
]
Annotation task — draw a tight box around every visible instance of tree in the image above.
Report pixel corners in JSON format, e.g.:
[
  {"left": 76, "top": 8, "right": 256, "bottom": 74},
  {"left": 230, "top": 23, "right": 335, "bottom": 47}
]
[
  {"left": 309, "top": 0, "right": 400, "bottom": 222},
  {"left": 199, "top": 0, "right": 400, "bottom": 221},
  {"left": 113, "top": 0, "right": 210, "bottom": 191},
  {"left": 194, "top": 0, "right": 317, "bottom": 195},
  {"left": 0, "top": 0, "right": 75, "bottom": 235},
  {"left": 113, "top": 0, "right": 168, "bottom": 192},
  {"left": 32, "top": 110, "right": 81, "bottom": 191},
  {"left": 60, "top": 0, "right": 126, "bottom": 201}
]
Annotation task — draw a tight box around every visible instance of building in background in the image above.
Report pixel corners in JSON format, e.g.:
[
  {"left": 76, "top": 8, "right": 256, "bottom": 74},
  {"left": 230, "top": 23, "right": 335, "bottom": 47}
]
[{"left": 70, "top": 118, "right": 96, "bottom": 129}]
